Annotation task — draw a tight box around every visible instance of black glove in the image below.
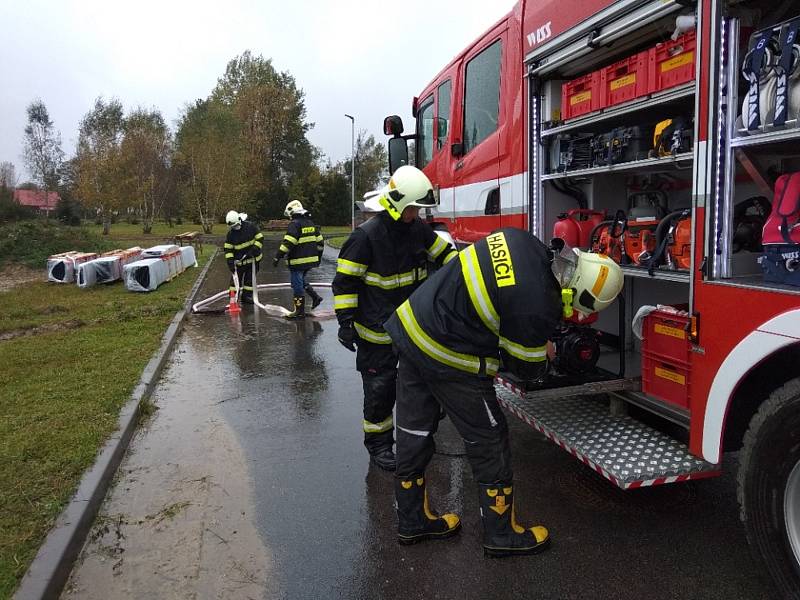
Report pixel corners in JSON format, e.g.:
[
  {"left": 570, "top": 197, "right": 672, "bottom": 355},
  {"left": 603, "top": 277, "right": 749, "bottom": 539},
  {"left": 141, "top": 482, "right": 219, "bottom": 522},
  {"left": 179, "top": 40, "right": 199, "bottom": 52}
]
[
  {"left": 228, "top": 262, "right": 236, "bottom": 274},
  {"left": 272, "top": 257, "right": 280, "bottom": 267},
  {"left": 337, "top": 323, "right": 357, "bottom": 352}
]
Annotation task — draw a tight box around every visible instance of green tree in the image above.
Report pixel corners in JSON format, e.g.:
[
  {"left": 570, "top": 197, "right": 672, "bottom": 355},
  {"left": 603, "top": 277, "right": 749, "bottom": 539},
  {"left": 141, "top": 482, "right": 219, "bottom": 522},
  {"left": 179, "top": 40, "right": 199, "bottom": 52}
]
[
  {"left": 76, "top": 97, "right": 125, "bottom": 234},
  {"left": 174, "top": 99, "right": 244, "bottom": 233},
  {"left": 120, "top": 108, "right": 173, "bottom": 234},
  {"left": 307, "top": 165, "right": 350, "bottom": 225},
  {"left": 212, "top": 51, "right": 317, "bottom": 219},
  {"left": 22, "top": 99, "right": 64, "bottom": 217},
  {"left": 55, "top": 158, "right": 82, "bottom": 225},
  {"left": 342, "top": 130, "right": 388, "bottom": 202}
]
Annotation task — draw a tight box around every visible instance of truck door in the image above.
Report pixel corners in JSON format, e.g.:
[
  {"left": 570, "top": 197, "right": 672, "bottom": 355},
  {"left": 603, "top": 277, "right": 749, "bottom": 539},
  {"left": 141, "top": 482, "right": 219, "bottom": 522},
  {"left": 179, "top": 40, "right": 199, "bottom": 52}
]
[
  {"left": 416, "top": 73, "right": 457, "bottom": 227},
  {"left": 453, "top": 25, "right": 507, "bottom": 243}
]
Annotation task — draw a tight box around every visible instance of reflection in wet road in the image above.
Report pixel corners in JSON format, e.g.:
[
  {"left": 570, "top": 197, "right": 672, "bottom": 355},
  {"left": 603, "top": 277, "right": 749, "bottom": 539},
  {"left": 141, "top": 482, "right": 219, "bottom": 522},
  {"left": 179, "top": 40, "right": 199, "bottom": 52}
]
[{"left": 181, "top": 241, "right": 772, "bottom": 600}]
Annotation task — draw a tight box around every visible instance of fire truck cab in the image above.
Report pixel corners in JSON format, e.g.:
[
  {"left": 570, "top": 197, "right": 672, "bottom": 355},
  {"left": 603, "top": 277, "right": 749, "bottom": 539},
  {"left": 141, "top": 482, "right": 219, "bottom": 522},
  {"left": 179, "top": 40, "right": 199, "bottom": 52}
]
[{"left": 385, "top": 0, "right": 800, "bottom": 594}]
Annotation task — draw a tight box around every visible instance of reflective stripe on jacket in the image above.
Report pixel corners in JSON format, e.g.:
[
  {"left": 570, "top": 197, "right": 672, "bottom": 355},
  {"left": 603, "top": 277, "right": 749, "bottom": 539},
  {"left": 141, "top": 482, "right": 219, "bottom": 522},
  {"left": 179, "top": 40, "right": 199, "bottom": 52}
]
[
  {"left": 275, "top": 214, "right": 323, "bottom": 270},
  {"left": 332, "top": 211, "right": 457, "bottom": 337},
  {"left": 384, "top": 228, "right": 561, "bottom": 379}
]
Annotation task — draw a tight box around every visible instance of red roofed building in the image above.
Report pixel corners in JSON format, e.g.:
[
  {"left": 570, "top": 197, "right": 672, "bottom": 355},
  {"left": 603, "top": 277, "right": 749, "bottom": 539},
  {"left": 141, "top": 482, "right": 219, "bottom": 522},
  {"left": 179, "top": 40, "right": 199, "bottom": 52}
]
[{"left": 13, "top": 189, "right": 60, "bottom": 215}]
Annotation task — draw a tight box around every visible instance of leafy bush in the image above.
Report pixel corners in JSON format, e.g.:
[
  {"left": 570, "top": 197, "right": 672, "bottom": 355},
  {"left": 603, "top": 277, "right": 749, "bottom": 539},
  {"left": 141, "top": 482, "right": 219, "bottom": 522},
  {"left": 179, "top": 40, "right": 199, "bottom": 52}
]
[
  {"left": 0, "top": 221, "right": 116, "bottom": 267},
  {"left": 0, "top": 187, "right": 36, "bottom": 223},
  {"left": 55, "top": 196, "right": 82, "bottom": 226}
]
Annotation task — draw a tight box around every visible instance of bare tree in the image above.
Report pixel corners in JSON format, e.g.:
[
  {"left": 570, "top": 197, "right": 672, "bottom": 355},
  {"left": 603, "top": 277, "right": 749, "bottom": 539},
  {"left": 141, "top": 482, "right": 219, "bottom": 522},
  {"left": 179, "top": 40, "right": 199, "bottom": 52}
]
[
  {"left": 0, "top": 162, "right": 16, "bottom": 189},
  {"left": 22, "top": 100, "right": 64, "bottom": 217}
]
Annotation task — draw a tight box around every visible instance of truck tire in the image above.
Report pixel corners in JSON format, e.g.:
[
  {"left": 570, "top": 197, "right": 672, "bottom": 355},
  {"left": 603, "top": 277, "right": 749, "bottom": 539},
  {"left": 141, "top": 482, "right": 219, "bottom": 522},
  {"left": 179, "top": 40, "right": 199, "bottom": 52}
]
[{"left": 738, "top": 376, "right": 800, "bottom": 598}]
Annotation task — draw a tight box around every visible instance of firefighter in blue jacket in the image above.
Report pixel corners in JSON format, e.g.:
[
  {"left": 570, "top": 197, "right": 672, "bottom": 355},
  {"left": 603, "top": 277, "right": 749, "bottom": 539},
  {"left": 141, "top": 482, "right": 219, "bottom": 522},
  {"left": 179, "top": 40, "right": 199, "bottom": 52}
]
[
  {"left": 332, "top": 166, "right": 458, "bottom": 471},
  {"left": 223, "top": 211, "right": 263, "bottom": 304},
  {"left": 383, "top": 228, "right": 623, "bottom": 556},
  {"left": 273, "top": 200, "right": 324, "bottom": 319}
]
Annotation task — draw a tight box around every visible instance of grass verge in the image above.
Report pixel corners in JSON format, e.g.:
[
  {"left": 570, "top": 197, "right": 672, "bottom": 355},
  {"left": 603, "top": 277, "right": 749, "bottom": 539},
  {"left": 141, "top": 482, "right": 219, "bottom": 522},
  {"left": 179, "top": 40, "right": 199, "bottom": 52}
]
[{"left": 0, "top": 245, "right": 213, "bottom": 599}]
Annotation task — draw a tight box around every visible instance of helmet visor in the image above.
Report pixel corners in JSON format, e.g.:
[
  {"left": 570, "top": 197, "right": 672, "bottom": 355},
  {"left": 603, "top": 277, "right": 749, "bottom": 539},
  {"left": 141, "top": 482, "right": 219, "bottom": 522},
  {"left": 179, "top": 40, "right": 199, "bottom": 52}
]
[{"left": 551, "top": 244, "right": 579, "bottom": 288}]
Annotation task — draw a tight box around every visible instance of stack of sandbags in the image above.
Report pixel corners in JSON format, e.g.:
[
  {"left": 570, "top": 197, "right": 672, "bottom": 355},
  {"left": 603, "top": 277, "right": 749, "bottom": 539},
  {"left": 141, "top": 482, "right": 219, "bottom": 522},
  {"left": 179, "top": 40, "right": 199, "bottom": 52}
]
[
  {"left": 123, "top": 244, "right": 191, "bottom": 292},
  {"left": 47, "top": 251, "right": 99, "bottom": 283},
  {"left": 77, "top": 247, "right": 142, "bottom": 288}
]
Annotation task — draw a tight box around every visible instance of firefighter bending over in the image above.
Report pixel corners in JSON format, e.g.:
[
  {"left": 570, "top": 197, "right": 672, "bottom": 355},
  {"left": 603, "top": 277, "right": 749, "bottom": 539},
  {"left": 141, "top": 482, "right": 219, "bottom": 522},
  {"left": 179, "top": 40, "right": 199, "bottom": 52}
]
[
  {"left": 332, "top": 166, "right": 458, "bottom": 471},
  {"left": 223, "top": 211, "right": 263, "bottom": 304},
  {"left": 383, "top": 228, "right": 623, "bottom": 556},
  {"left": 274, "top": 200, "right": 324, "bottom": 319}
]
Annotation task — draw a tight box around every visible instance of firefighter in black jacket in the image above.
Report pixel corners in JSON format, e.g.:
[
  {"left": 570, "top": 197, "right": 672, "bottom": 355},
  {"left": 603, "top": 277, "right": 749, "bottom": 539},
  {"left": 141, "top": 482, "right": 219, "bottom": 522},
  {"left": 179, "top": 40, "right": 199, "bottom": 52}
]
[
  {"left": 223, "top": 211, "right": 263, "bottom": 304},
  {"left": 274, "top": 200, "right": 324, "bottom": 319},
  {"left": 384, "top": 228, "right": 623, "bottom": 556},
  {"left": 332, "top": 166, "right": 457, "bottom": 471}
]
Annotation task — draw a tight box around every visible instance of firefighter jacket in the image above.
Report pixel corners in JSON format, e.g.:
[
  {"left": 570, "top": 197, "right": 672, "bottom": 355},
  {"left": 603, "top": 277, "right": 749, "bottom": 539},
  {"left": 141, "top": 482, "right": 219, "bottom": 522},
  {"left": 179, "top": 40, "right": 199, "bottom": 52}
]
[
  {"left": 333, "top": 211, "right": 458, "bottom": 345},
  {"left": 224, "top": 221, "right": 263, "bottom": 271},
  {"left": 384, "top": 227, "right": 562, "bottom": 380},
  {"left": 275, "top": 214, "right": 324, "bottom": 271}
]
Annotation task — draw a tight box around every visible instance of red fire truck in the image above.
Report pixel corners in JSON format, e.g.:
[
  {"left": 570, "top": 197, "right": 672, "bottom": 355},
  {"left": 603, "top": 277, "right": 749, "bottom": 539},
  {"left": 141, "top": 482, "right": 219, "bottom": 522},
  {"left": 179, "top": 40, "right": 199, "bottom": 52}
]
[{"left": 383, "top": 0, "right": 800, "bottom": 594}]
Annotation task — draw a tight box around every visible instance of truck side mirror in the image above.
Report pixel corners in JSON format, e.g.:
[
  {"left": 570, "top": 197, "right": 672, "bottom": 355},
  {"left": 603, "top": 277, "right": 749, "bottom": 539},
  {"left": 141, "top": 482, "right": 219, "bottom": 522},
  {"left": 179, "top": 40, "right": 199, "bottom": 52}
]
[
  {"left": 451, "top": 141, "right": 464, "bottom": 158},
  {"left": 388, "top": 137, "right": 409, "bottom": 174},
  {"left": 384, "top": 115, "right": 404, "bottom": 136}
]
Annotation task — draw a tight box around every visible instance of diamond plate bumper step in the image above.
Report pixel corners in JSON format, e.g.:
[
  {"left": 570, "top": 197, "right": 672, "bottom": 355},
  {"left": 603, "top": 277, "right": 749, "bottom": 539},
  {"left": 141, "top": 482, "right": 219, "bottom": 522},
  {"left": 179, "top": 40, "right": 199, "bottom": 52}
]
[{"left": 495, "top": 376, "right": 721, "bottom": 490}]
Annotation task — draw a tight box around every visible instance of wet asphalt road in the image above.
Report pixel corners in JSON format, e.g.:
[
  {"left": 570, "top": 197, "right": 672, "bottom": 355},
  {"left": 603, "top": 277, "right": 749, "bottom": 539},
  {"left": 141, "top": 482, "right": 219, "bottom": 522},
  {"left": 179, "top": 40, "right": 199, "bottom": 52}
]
[{"left": 182, "top": 240, "right": 776, "bottom": 600}]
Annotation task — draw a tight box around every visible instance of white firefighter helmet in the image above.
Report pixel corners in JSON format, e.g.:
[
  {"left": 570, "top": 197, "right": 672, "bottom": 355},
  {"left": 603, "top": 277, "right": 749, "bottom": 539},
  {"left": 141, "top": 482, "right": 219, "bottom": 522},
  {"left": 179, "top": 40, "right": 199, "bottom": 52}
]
[
  {"left": 376, "top": 165, "right": 436, "bottom": 221},
  {"left": 225, "top": 210, "right": 243, "bottom": 227},
  {"left": 552, "top": 244, "right": 623, "bottom": 316},
  {"left": 284, "top": 200, "right": 305, "bottom": 217}
]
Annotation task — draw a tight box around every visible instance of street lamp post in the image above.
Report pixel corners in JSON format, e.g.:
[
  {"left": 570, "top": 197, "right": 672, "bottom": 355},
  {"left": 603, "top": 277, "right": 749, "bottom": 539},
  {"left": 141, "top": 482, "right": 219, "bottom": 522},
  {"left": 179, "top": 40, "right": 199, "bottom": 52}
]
[{"left": 344, "top": 114, "right": 355, "bottom": 230}]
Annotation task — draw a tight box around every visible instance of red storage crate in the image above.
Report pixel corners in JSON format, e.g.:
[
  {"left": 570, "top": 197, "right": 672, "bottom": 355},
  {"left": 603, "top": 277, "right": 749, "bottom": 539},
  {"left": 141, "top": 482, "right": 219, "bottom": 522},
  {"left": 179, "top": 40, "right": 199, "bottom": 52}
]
[
  {"left": 642, "top": 351, "right": 691, "bottom": 409},
  {"left": 561, "top": 71, "right": 603, "bottom": 120},
  {"left": 600, "top": 51, "right": 649, "bottom": 108},
  {"left": 642, "top": 307, "right": 690, "bottom": 365},
  {"left": 648, "top": 30, "right": 697, "bottom": 94}
]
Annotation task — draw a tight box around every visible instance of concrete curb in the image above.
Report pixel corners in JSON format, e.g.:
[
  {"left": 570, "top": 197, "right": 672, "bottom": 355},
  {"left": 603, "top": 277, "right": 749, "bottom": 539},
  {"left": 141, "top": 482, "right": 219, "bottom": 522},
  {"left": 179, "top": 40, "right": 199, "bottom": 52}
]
[{"left": 14, "top": 249, "right": 219, "bottom": 600}]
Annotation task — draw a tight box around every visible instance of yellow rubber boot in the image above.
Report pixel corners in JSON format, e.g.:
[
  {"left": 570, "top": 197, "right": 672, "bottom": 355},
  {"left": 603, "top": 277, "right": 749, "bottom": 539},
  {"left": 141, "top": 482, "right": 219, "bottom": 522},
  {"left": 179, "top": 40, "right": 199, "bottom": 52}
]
[
  {"left": 285, "top": 296, "right": 305, "bottom": 319},
  {"left": 395, "top": 475, "right": 461, "bottom": 545},
  {"left": 478, "top": 482, "right": 550, "bottom": 557}
]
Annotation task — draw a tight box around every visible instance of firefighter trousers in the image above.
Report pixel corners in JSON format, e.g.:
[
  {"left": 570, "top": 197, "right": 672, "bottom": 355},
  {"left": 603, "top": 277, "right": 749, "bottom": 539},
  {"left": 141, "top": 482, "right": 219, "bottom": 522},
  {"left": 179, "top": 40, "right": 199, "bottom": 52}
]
[
  {"left": 230, "top": 261, "right": 259, "bottom": 301},
  {"left": 395, "top": 352, "right": 513, "bottom": 483},
  {"left": 357, "top": 341, "right": 398, "bottom": 455}
]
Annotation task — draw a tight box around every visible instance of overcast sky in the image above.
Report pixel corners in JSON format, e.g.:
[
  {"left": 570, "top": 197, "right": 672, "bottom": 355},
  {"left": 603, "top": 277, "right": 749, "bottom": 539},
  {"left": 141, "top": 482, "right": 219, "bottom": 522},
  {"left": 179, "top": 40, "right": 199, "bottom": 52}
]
[{"left": 1, "top": 0, "right": 514, "bottom": 180}]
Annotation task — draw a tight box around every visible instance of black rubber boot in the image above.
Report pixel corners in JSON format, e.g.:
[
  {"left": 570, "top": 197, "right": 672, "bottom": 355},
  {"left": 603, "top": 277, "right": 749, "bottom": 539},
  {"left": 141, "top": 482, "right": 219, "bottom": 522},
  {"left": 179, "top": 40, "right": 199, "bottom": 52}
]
[
  {"left": 370, "top": 448, "right": 397, "bottom": 471},
  {"left": 304, "top": 284, "right": 323, "bottom": 309},
  {"left": 365, "top": 429, "right": 396, "bottom": 471},
  {"left": 240, "top": 291, "right": 254, "bottom": 304},
  {"left": 395, "top": 474, "right": 461, "bottom": 545},
  {"left": 478, "top": 482, "right": 550, "bottom": 557},
  {"left": 285, "top": 296, "right": 306, "bottom": 319}
]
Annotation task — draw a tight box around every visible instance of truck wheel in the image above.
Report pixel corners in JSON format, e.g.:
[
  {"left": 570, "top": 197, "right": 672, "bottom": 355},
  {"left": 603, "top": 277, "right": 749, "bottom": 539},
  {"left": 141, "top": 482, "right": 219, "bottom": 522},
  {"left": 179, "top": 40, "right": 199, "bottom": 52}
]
[{"left": 738, "top": 376, "right": 800, "bottom": 598}]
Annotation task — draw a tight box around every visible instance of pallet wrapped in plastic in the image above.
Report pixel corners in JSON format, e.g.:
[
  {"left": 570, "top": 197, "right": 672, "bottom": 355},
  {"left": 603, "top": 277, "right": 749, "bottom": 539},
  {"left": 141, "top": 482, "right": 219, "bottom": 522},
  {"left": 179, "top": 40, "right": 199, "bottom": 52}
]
[
  {"left": 77, "top": 247, "right": 142, "bottom": 288},
  {"left": 141, "top": 244, "right": 180, "bottom": 257},
  {"left": 124, "top": 245, "right": 189, "bottom": 292},
  {"left": 179, "top": 245, "right": 197, "bottom": 269},
  {"left": 47, "top": 251, "right": 99, "bottom": 283},
  {"left": 123, "top": 258, "right": 170, "bottom": 292}
]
